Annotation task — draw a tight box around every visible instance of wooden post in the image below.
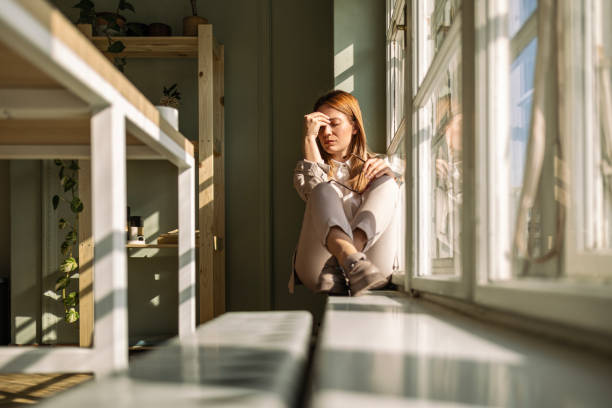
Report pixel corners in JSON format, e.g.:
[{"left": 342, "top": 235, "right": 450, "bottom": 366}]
[
  {"left": 212, "top": 44, "right": 225, "bottom": 316},
  {"left": 178, "top": 164, "right": 196, "bottom": 336},
  {"left": 198, "top": 25, "right": 214, "bottom": 323},
  {"left": 90, "top": 106, "right": 128, "bottom": 372},
  {"left": 78, "top": 160, "right": 93, "bottom": 347}
]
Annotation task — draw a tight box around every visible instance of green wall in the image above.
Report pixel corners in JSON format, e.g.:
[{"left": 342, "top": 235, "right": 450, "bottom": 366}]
[
  {"left": 44, "top": 0, "right": 385, "bottom": 335},
  {"left": 334, "top": 0, "right": 387, "bottom": 154},
  {"left": 270, "top": 0, "right": 333, "bottom": 319}
]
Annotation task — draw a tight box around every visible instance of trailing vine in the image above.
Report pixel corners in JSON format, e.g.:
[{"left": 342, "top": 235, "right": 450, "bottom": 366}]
[
  {"left": 73, "top": 0, "right": 135, "bottom": 72},
  {"left": 52, "top": 160, "right": 84, "bottom": 324}
]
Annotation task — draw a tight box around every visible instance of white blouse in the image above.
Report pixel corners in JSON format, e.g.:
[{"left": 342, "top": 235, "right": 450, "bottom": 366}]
[{"left": 293, "top": 158, "right": 362, "bottom": 220}]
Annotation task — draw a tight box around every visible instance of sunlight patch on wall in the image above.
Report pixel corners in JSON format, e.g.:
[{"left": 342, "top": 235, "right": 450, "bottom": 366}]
[
  {"left": 336, "top": 75, "right": 354, "bottom": 93},
  {"left": 334, "top": 44, "right": 354, "bottom": 78},
  {"left": 14, "top": 316, "right": 36, "bottom": 344}
]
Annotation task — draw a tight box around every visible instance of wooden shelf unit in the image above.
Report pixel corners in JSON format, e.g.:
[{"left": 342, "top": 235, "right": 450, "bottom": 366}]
[
  {"left": 79, "top": 23, "right": 226, "bottom": 325},
  {"left": 91, "top": 35, "right": 199, "bottom": 58}
]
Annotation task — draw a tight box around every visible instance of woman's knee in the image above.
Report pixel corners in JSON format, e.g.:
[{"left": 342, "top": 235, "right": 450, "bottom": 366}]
[{"left": 311, "top": 181, "right": 337, "bottom": 199}]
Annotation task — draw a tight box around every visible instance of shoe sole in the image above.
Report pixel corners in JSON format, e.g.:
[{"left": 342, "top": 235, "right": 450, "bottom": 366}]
[{"left": 349, "top": 273, "right": 388, "bottom": 296}]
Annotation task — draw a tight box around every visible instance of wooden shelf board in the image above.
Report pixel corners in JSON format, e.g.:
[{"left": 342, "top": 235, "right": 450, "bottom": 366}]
[
  {"left": 126, "top": 243, "right": 178, "bottom": 248},
  {"left": 92, "top": 36, "right": 198, "bottom": 58}
]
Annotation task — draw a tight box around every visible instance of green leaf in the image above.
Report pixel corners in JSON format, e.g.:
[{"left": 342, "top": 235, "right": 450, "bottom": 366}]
[
  {"left": 60, "top": 257, "right": 78, "bottom": 273},
  {"left": 54, "top": 159, "right": 63, "bottom": 166},
  {"left": 64, "top": 291, "right": 78, "bottom": 307},
  {"left": 118, "top": 0, "right": 135, "bottom": 12},
  {"left": 113, "top": 57, "right": 126, "bottom": 72},
  {"left": 66, "top": 308, "right": 79, "bottom": 324},
  {"left": 59, "top": 166, "right": 65, "bottom": 180},
  {"left": 52, "top": 195, "right": 60, "bottom": 210},
  {"left": 64, "top": 178, "right": 77, "bottom": 192},
  {"left": 55, "top": 275, "right": 69, "bottom": 291},
  {"left": 66, "top": 230, "right": 77, "bottom": 244},
  {"left": 64, "top": 178, "right": 76, "bottom": 192},
  {"left": 60, "top": 240, "right": 71, "bottom": 256},
  {"left": 108, "top": 40, "right": 126, "bottom": 53},
  {"left": 69, "top": 161, "right": 80, "bottom": 171},
  {"left": 107, "top": 20, "right": 121, "bottom": 32},
  {"left": 58, "top": 218, "right": 67, "bottom": 229},
  {"left": 70, "top": 197, "right": 84, "bottom": 213}
]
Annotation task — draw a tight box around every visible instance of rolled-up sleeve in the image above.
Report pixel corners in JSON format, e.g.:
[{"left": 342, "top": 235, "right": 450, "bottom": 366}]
[{"left": 293, "top": 160, "right": 330, "bottom": 201}]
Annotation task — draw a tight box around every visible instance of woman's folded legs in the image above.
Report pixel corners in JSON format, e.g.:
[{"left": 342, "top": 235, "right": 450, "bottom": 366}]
[{"left": 294, "top": 180, "right": 399, "bottom": 295}]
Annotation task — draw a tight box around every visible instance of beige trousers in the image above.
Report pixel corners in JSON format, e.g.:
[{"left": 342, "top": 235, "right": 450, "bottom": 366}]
[{"left": 291, "top": 175, "right": 400, "bottom": 292}]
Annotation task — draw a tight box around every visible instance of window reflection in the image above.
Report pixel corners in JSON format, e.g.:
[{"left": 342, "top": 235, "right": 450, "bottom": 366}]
[
  {"left": 509, "top": 38, "right": 537, "bottom": 243},
  {"left": 509, "top": 0, "right": 537, "bottom": 37},
  {"left": 431, "top": 0, "right": 461, "bottom": 53},
  {"left": 429, "top": 52, "right": 462, "bottom": 274}
]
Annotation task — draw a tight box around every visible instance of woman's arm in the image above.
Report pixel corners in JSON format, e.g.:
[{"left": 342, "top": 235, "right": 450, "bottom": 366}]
[{"left": 303, "top": 112, "right": 329, "bottom": 163}]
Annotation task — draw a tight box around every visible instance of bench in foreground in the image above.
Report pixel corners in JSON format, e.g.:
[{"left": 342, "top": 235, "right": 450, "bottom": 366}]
[{"left": 40, "top": 311, "right": 312, "bottom": 408}]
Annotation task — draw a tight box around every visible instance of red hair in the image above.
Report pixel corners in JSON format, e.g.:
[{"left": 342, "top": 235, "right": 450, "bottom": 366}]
[{"left": 313, "top": 90, "right": 372, "bottom": 190}]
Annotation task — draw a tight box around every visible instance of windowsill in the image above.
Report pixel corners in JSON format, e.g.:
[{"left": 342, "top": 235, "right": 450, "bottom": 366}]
[{"left": 310, "top": 291, "right": 612, "bottom": 407}]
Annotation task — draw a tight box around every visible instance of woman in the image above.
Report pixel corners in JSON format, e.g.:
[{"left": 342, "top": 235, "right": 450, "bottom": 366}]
[{"left": 290, "top": 90, "right": 401, "bottom": 296}]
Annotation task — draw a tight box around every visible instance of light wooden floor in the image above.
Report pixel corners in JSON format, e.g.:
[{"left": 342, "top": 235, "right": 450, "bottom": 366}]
[{"left": 0, "top": 374, "right": 93, "bottom": 406}]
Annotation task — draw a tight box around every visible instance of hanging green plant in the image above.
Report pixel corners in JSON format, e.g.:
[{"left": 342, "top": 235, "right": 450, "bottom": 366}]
[
  {"left": 73, "top": 0, "right": 135, "bottom": 72},
  {"left": 51, "top": 159, "right": 84, "bottom": 324}
]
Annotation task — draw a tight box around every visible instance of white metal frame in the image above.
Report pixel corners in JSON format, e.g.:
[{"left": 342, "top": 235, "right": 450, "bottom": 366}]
[{"left": 0, "top": 0, "right": 196, "bottom": 374}]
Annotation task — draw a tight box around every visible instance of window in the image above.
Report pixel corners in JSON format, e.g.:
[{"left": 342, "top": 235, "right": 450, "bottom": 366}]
[
  {"left": 390, "top": 0, "right": 612, "bottom": 334},
  {"left": 408, "top": 0, "right": 467, "bottom": 297}
]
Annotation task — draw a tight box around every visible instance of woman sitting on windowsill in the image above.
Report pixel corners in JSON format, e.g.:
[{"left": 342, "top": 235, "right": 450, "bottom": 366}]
[{"left": 289, "top": 90, "right": 401, "bottom": 297}]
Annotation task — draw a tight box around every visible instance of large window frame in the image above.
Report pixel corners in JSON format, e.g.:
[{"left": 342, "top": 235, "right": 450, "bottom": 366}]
[{"left": 388, "top": 0, "right": 612, "bottom": 335}]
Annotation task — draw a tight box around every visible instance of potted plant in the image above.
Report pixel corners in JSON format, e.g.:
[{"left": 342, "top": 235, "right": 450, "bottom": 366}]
[
  {"left": 156, "top": 84, "right": 181, "bottom": 131},
  {"left": 73, "top": 0, "right": 135, "bottom": 72},
  {"left": 183, "top": 0, "right": 208, "bottom": 36}
]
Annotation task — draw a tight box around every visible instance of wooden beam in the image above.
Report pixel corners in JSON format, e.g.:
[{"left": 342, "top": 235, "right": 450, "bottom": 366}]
[
  {"left": 198, "top": 24, "right": 214, "bottom": 323},
  {"left": 0, "top": 89, "right": 89, "bottom": 119},
  {"left": 0, "top": 119, "right": 148, "bottom": 145},
  {"left": 213, "top": 45, "right": 225, "bottom": 317},
  {"left": 0, "top": 145, "right": 161, "bottom": 160},
  {"left": 91, "top": 35, "right": 198, "bottom": 58},
  {"left": 0, "top": 42, "right": 61, "bottom": 88},
  {"left": 78, "top": 160, "right": 93, "bottom": 348}
]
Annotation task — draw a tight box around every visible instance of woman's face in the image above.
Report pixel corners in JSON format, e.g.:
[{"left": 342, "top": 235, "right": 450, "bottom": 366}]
[{"left": 316, "top": 104, "right": 357, "bottom": 161}]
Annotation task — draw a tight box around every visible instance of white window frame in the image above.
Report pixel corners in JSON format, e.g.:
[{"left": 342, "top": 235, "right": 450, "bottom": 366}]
[
  {"left": 473, "top": 0, "right": 612, "bottom": 334},
  {"left": 408, "top": 0, "right": 468, "bottom": 299},
  {"left": 391, "top": 0, "right": 612, "bottom": 335},
  {"left": 563, "top": 0, "right": 612, "bottom": 276},
  {"left": 386, "top": 0, "right": 408, "bottom": 277}
]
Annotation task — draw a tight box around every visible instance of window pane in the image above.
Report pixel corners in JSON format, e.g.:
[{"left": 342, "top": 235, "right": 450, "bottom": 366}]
[
  {"left": 415, "top": 0, "right": 461, "bottom": 88},
  {"left": 509, "top": 0, "right": 537, "bottom": 37},
  {"left": 596, "top": 0, "right": 612, "bottom": 249},
  {"left": 431, "top": 0, "right": 461, "bottom": 54},
  {"left": 391, "top": 14, "right": 406, "bottom": 139},
  {"left": 418, "top": 50, "right": 462, "bottom": 276},
  {"left": 509, "top": 38, "right": 537, "bottom": 245}
]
